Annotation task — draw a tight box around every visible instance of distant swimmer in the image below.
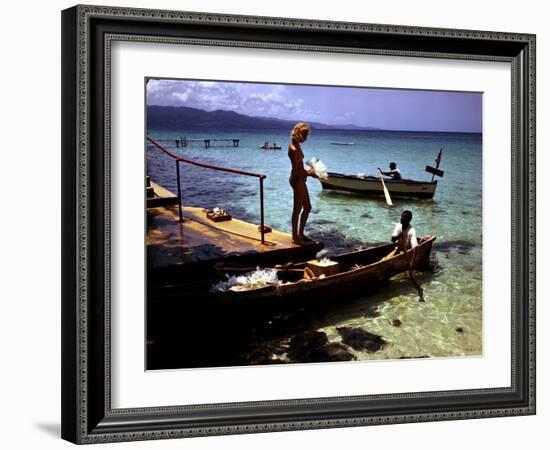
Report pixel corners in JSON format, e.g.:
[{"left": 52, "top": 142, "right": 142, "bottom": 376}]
[{"left": 378, "top": 162, "right": 402, "bottom": 180}]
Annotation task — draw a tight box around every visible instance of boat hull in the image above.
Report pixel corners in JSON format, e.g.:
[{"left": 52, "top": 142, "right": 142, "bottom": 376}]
[
  {"left": 321, "top": 172, "right": 437, "bottom": 199},
  {"left": 213, "top": 236, "right": 435, "bottom": 307},
  {"left": 147, "top": 237, "right": 435, "bottom": 331}
]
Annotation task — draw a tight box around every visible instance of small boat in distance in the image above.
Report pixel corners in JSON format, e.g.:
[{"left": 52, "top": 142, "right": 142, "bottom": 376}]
[
  {"left": 330, "top": 142, "right": 355, "bottom": 146},
  {"left": 321, "top": 172, "right": 438, "bottom": 199},
  {"left": 260, "top": 142, "right": 282, "bottom": 150}
]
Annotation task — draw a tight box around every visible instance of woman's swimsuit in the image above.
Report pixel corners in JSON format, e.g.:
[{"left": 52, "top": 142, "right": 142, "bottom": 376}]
[{"left": 288, "top": 146, "right": 307, "bottom": 187}]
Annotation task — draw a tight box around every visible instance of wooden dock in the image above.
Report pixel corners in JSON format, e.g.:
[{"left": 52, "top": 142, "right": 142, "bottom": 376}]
[
  {"left": 172, "top": 137, "right": 240, "bottom": 148},
  {"left": 146, "top": 177, "right": 179, "bottom": 208},
  {"left": 152, "top": 138, "right": 240, "bottom": 148},
  {"left": 147, "top": 204, "right": 324, "bottom": 285},
  {"left": 148, "top": 204, "right": 322, "bottom": 274}
]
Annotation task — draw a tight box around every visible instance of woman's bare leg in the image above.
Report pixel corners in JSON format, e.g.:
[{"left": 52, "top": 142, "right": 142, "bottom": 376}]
[
  {"left": 291, "top": 181, "right": 307, "bottom": 243},
  {"left": 298, "top": 184, "right": 312, "bottom": 240}
]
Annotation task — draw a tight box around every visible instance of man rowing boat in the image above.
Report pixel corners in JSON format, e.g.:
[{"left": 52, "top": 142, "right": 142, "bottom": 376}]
[
  {"left": 392, "top": 210, "right": 418, "bottom": 252},
  {"left": 378, "top": 162, "right": 402, "bottom": 180},
  {"left": 381, "top": 210, "right": 417, "bottom": 261}
]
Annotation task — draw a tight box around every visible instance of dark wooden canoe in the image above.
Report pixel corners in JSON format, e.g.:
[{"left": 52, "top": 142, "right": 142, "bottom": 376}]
[
  {"left": 150, "top": 236, "right": 435, "bottom": 309},
  {"left": 216, "top": 235, "right": 434, "bottom": 304}
]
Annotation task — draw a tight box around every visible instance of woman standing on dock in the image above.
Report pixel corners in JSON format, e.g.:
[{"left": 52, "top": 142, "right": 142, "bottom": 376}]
[{"left": 288, "top": 122, "right": 316, "bottom": 244}]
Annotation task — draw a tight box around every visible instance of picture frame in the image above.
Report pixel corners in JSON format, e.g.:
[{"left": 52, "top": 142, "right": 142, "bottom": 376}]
[{"left": 61, "top": 4, "right": 536, "bottom": 444}]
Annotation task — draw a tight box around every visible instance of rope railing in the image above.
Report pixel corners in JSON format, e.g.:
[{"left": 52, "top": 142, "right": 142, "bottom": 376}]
[{"left": 147, "top": 136, "right": 268, "bottom": 244}]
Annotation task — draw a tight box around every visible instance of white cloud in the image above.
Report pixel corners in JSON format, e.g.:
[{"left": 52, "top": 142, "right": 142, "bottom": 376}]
[{"left": 147, "top": 79, "right": 319, "bottom": 121}]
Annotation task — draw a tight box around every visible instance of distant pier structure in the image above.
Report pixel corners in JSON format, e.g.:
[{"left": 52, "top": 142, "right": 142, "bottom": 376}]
[
  {"left": 172, "top": 136, "right": 240, "bottom": 148},
  {"left": 151, "top": 137, "right": 240, "bottom": 149}
]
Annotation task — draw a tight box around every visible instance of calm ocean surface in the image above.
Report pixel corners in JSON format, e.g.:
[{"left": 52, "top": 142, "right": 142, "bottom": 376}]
[{"left": 147, "top": 128, "right": 482, "bottom": 362}]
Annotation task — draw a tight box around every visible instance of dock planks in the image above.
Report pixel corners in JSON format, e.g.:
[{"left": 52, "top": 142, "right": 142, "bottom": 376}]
[{"left": 147, "top": 204, "right": 322, "bottom": 276}]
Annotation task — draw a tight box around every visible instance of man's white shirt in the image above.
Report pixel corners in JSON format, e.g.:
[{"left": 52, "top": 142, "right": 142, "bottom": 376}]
[{"left": 392, "top": 223, "right": 418, "bottom": 249}]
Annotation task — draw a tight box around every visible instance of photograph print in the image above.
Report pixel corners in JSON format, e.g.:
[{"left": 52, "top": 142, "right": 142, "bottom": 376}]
[{"left": 145, "top": 78, "right": 483, "bottom": 370}]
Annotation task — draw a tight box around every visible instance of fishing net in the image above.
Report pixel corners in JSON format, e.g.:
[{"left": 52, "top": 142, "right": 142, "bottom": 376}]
[{"left": 210, "top": 268, "right": 281, "bottom": 293}]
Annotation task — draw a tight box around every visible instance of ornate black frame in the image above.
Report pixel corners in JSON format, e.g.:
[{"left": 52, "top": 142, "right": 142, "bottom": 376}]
[{"left": 61, "top": 4, "right": 536, "bottom": 444}]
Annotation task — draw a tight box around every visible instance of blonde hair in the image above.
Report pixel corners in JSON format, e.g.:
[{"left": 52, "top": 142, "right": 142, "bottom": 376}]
[{"left": 290, "top": 122, "right": 310, "bottom": 142}]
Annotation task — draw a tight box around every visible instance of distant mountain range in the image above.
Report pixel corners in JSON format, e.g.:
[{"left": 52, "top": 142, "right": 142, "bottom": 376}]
[{"left": 147, "top": 105, "right": 382, "bottom": 131}]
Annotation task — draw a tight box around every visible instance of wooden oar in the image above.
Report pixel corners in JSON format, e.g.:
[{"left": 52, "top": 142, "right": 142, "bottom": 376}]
[
  {"left": 378, "top": 169, "right": 393, "bottom": 206},
  {"left": 401, "top": 240, "right": 425, "bottom": 302}
]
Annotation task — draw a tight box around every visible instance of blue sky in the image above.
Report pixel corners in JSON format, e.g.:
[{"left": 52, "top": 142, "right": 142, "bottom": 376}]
[{"left": 147, "top": 79, "right": 482, "bottom": 133}]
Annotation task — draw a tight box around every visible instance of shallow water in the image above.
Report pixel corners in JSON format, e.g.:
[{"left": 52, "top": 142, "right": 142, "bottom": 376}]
[{"left": 147, "top": 128, "right": 482, "bottom": 364}]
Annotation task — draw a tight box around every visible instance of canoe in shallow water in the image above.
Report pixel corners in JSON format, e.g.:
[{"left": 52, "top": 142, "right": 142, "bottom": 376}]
[
  {"left": 151, "top": 236, "right": 435, "bottom": 308},
  {"left": 321, "top": 172, "right": 437, "bottom": 199}
]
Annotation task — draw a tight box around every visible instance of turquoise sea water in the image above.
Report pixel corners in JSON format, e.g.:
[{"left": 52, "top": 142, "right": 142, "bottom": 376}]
[{"left": 147, "top": 128, "right": 482, "bottom": 361}]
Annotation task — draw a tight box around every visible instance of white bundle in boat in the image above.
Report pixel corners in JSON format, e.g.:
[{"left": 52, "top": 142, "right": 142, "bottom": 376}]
[
  {"left": 306, "top": 157, "right": 328, "bottom": 180},
  {"left": 317, "top": 257, "right": 334, "bottom": 267},
  {"left": 210, "top": 268, "right": 281, "bottom": 293}
]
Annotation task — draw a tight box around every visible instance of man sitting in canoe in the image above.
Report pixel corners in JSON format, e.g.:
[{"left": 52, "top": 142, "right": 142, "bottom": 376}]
[
  {"left": 378, "top": 162, "right": 402, "bottom": 180},
  {"left": 392, "top": 210, "right": 418, "bottom": 251},
  {"left": 382, "top": 210, "right": 417, "bottom": 261}
]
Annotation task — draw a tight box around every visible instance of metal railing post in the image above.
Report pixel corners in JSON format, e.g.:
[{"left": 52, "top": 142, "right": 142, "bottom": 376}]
[
  {"left": 259, "top": 177, "right": 265, "bottom": 244},
  {"left": 175, "top": 160, "right": 183, "bottom": 222}
]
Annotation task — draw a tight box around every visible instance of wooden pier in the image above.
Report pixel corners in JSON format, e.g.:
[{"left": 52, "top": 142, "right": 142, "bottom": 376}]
[
  {"left": 146, "top": 182, "right": 323, "bottom": 284},
  {"left": 146, "top": 177, "right": 179, "bottom": 208},
  {"left": 151, "top": 138, "right": 240, "bottom": 148},
  {"left": 145, "top": 139, "right": 323, "bottom": 285},
  {"left": 148, "top": 204, "right": 321, "bottom": 269},
  {"left": 176, "top": 137, "right": 240, "bottom": 148}
]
